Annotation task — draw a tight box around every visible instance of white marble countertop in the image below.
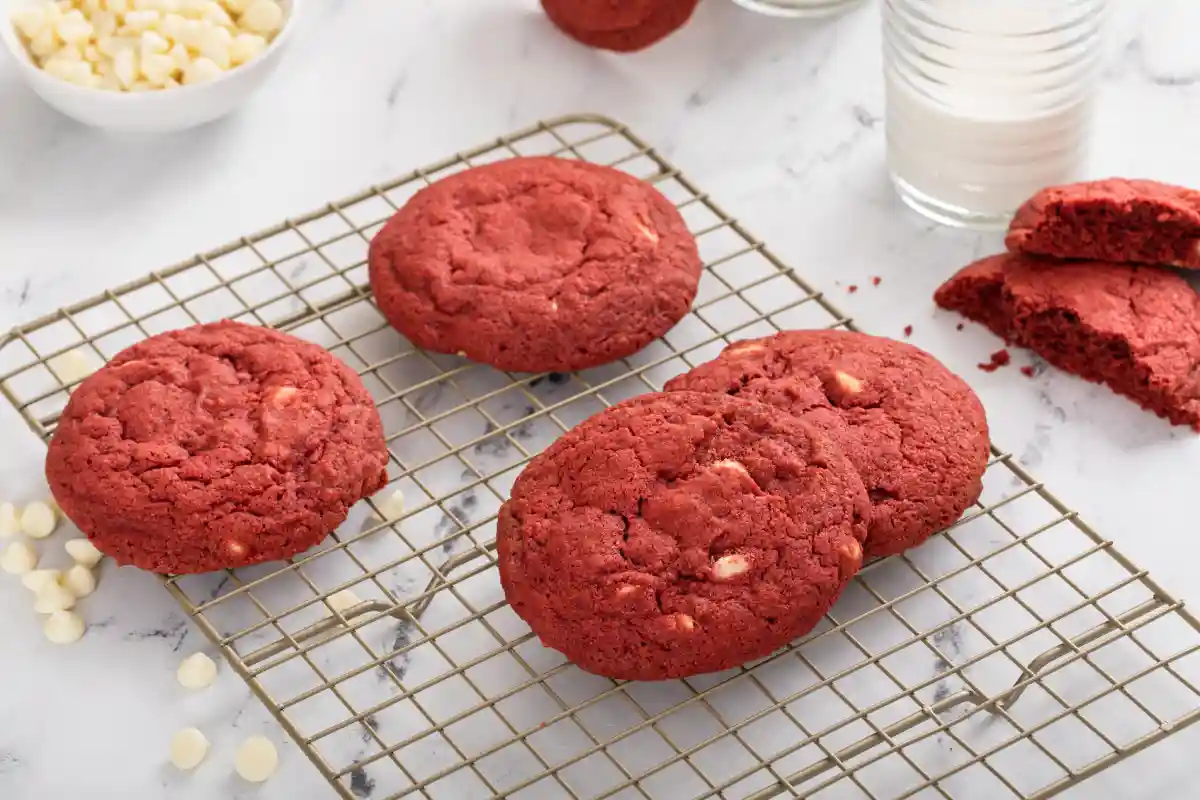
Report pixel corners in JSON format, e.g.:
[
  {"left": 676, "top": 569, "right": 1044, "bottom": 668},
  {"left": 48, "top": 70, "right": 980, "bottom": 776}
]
[{"left": 2, "top": 1, "right": 1200, "bottom": 798}]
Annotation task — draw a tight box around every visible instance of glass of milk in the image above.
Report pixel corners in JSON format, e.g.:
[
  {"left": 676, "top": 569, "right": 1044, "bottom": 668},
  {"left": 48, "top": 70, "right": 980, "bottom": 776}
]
[
  {"left": 884, "top": 0, "right": 1109, "bottom": 228},
  {"left": 732, "top": 0, "right": 867, "bottom": 19}
]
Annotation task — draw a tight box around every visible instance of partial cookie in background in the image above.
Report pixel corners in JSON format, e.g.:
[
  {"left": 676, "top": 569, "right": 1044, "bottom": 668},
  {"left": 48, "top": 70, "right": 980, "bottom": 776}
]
[
  {"left": 497, "top": 391, "right": 869, "bottom": 681},
  {"left": 935, "top": 252, "right": 1200, "bottom": 431},
  {"left": 45, "top": 320, "right": 389, "bottom": 574},
  {"left": 369, "top": 157, "right": 702, "bottom": 373},
  {"left": 540, "top": 0, "right": 700, "bottom": 53},
  {"left": 1007, "top": 178, "right": 1200, "bottom": 269},
  {"left": 666, "top": 330, "right": 990, "bottom": 559}
]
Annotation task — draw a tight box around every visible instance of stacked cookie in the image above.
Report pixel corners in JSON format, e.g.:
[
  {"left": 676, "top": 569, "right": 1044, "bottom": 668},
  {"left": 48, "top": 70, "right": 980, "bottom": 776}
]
[
  {"left": 540, "top": 0, "right": 700, "bottom": 53},
  {"left": 937, "top": 179, "right": 1200, "bottom": 431},
  {"left": 498, "top": 329, "right": 990, "bottom": 680},
  {"left": 45, "top": 321, "right": 389, "bottom": 574}
]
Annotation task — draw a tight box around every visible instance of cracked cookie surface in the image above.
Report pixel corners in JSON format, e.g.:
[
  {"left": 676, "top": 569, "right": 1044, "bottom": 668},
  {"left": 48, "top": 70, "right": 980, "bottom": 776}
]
[
  {"left": 936, "top": 252, "right": 1200, "bottom": 431},
  {"left": 45, "top": 321, "right": 389, "bottom": 574},
  {"left": 666, "top": 330, "right": 990, "bottom": 559},
  {"left": 367, "top": 156, "right": 701, "bottom": 373},
  {"left": 497, "top": 391, "right": 868, "bottom": 680}
]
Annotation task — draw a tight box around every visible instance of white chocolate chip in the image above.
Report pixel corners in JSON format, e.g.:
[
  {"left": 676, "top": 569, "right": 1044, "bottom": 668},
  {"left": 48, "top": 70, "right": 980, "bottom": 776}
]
[
  {"left": 29, "top": 27, "right": 58, "bottom": 58},
  {"left": 177, "top": 652, "right": 218, "bottom": 689},
  {"left": 710, "top": 553, "right": 750, "bottom": 582},
  {"left": 55, "top": 9, "right": 94, "bottom": 43},
  {"left": 159, "top": 11, "right": 186, "bottom": 38},
  {"left": 139, "top": 51, "right": 175, "bottom": 85},
  {"left": 200, "top": 0, "right": 232, "bottom": 26},
  {"left": 21, "top": 569, "right": 63, "bottom": 593},
  {"left": 223, "top": 539, "right": 248, "bottom": 560},
  {"left": 139, "top": 28, "right": 169, "bottom": 58},
  {"left": 20, "top": 501, "right": 58, "bottom": 540},
  {"left": 834, "top": 371, "right": 862, "bottom": 394},
  {"left": 177, "top": 0, "right": 208, "bottom": 16},
  {"left": 196, "top": 22, "right": 232, "bottom": 68},
  {"left": 48, "top": 349, "right": 95, "bottom": 385},
  {"left": 635, "top": 220, "right": 659, "bottom": 244},
  {"left": 674, "top": 613, "right": 696, "bottom": 633},
  {"left": 709, "top": 459, "right": 749, "bottom": 476},
  {"left": 44, "top": 610, "right": 85, "bottom": 644},
  {"left": 64, "top": 564, "right": 97, "bottom": 598},
  {"left": 838, "top": 539, "right": 863, "bottom": 579},
  {"left": 123, "top": 8, "right": 161, "bottom": 31},
  {"left": 55, "top": 43, "right": 83, "bottom": 61},
  {"left": 167, "top": 41, "right": 189, "bottom": 70},
  {"left": 229, "top": 31, "right": 265, "bottom": 65},
  {"left": 170, "top": 727, "right": 210, "bottom": 770},
  {"left": 235, "top": 735, "right": 279, "bottom": 783},
  {"left": 92, "top": 9, "right": 116, "bottom": 37},
  {"left": 12, "top": 7, "right": 49, "bottom": 38},
  {"left": 267, "top": 386, "right": 296, "bottom": 407},
  {"left": 326, "top": 589, "right": 361, "bottom": 616},
  {"left": 375, "top": 489, "right": 405, "bottom": 521},
  {"left": 182, "top": 55, "right": 222, "bottom": 85},
  {"left": 0, "top": 503, "right": 18, "bottom": 538},
  {"left": 238, "top": 0, "right": 282, "bottom": 34},
  {"left": 1, "top": 541, "right": 38, "bottom": 574},
  {"left": 34, "top": 580, "right": 77, "bottom": 614},
  {"left": 65, "top": 538, "right": 104, "bottom": 568},
  {"left": 614, "top": 584, "right": 638, "bottom": 599}
]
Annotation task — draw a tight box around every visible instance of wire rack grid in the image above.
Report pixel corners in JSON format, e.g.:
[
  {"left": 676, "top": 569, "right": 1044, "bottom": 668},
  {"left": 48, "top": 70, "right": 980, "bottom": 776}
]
[{"left": 3, "top": 113, "right": 1200, "bottom": 800}]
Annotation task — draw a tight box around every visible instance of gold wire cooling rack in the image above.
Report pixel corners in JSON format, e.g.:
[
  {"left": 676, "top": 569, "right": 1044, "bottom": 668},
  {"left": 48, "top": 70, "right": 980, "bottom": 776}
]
[{"left": 3, "top": 113, "right": 1200, "bottom": 800}]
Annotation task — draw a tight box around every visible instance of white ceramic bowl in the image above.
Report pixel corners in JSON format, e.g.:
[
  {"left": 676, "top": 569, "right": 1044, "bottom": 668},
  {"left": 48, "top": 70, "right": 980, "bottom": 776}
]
[{"left": 0, "top": 0, "right": 298, "bottom": 133}]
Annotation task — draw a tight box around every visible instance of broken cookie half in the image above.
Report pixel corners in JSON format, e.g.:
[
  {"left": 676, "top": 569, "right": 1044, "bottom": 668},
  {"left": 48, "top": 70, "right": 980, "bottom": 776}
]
[
  {"left": 935, "top": 252, "right": 1200, "bottom": 431},
  {"left": 1007, "top": 178, "right": 1200, "bottom": 269}
]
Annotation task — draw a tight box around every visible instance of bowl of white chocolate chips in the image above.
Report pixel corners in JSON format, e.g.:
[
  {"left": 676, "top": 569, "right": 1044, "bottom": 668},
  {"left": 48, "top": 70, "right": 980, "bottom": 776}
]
[{"left": 1, "top": 0, "right": 298, "bottom": 132}]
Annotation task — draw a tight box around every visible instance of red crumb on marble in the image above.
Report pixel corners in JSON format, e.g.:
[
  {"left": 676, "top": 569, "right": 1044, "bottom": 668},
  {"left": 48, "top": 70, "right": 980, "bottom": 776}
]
[
  {"left": 872, "top": 276, "right": 882, "bottom": 286},
  {"left": 1020, "top": 365, "right": 1036, "bottom": 378},
  {"left": 978, "top": 349, "right": 1011, "bottom": 373},
  {"left": 903, "top": 325, "right": 913, "bottom": 337},
  {"left": 848, "top": 285, "right": 858, "bottom": 294},
  {"left": 956, "top": 323, "right": 965, "bottom": 331}
]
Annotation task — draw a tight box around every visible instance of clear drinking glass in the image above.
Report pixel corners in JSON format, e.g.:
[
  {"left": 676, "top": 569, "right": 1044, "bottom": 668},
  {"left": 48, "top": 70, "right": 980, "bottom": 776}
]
[
  {"left": 883, "top": 0, "right": 1108, "bottom": 228},
  {"left": 732, "top": 0, "right": 867, "bottom": 19}
]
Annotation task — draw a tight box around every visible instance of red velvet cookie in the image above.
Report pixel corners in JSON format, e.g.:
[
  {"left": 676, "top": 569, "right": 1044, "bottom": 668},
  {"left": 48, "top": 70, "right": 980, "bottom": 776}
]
[
  {"left": 368, "top": 157, "right": 701, "bottom": 373},
  {"left": 45, "top": 321, "right": 389, "bottom": 574},
  {"left": 666, "top": 331, "right": 990, "bottom": 559},
  {"left": 540, "top": 0, "right": 700, "bottom": 53},
  {"left": 935, "top": 252, "right": 1200, "bottom": 430},
  {"left": 497, "top": 391, "right": 868, "bottom": 680},
  {"left": 1007, "top": 179, "right": 1200, "bottom": 269}
]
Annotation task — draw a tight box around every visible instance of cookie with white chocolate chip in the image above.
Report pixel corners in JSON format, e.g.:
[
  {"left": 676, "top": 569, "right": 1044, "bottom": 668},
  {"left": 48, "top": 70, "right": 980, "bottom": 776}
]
[
  {"left": 666, "top": 330, "right": 990, "bottom": 559},
  {"left": 368, "top": 156, "right": 702, "bottom": 373},
  {"left": 496, "top": 391, "right": 869, "bottom": 681},
  {"left": 45, "top": 320, "right": 388, "bottom": 574}
]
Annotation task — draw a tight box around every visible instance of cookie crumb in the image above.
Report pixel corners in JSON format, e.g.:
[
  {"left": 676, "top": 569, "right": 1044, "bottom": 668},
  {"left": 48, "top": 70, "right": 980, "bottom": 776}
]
[
  {"left": 903, "top": 325, "right": 913, "bottom": 337},
  {"left": 847, "top": 285, "right": 858, "bottom": 294},
  {"left": 978, "top": 349, "right": 1011, "bottom": 373},
  {"left": 871, "top": 276, "right": 882, "bottom": 286},
  {"left": 956, "top": 323, "right": 965, "bottom": 331},
  {"left": 1020, "top": 365, "right": 1036, "bottom": 378}
]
